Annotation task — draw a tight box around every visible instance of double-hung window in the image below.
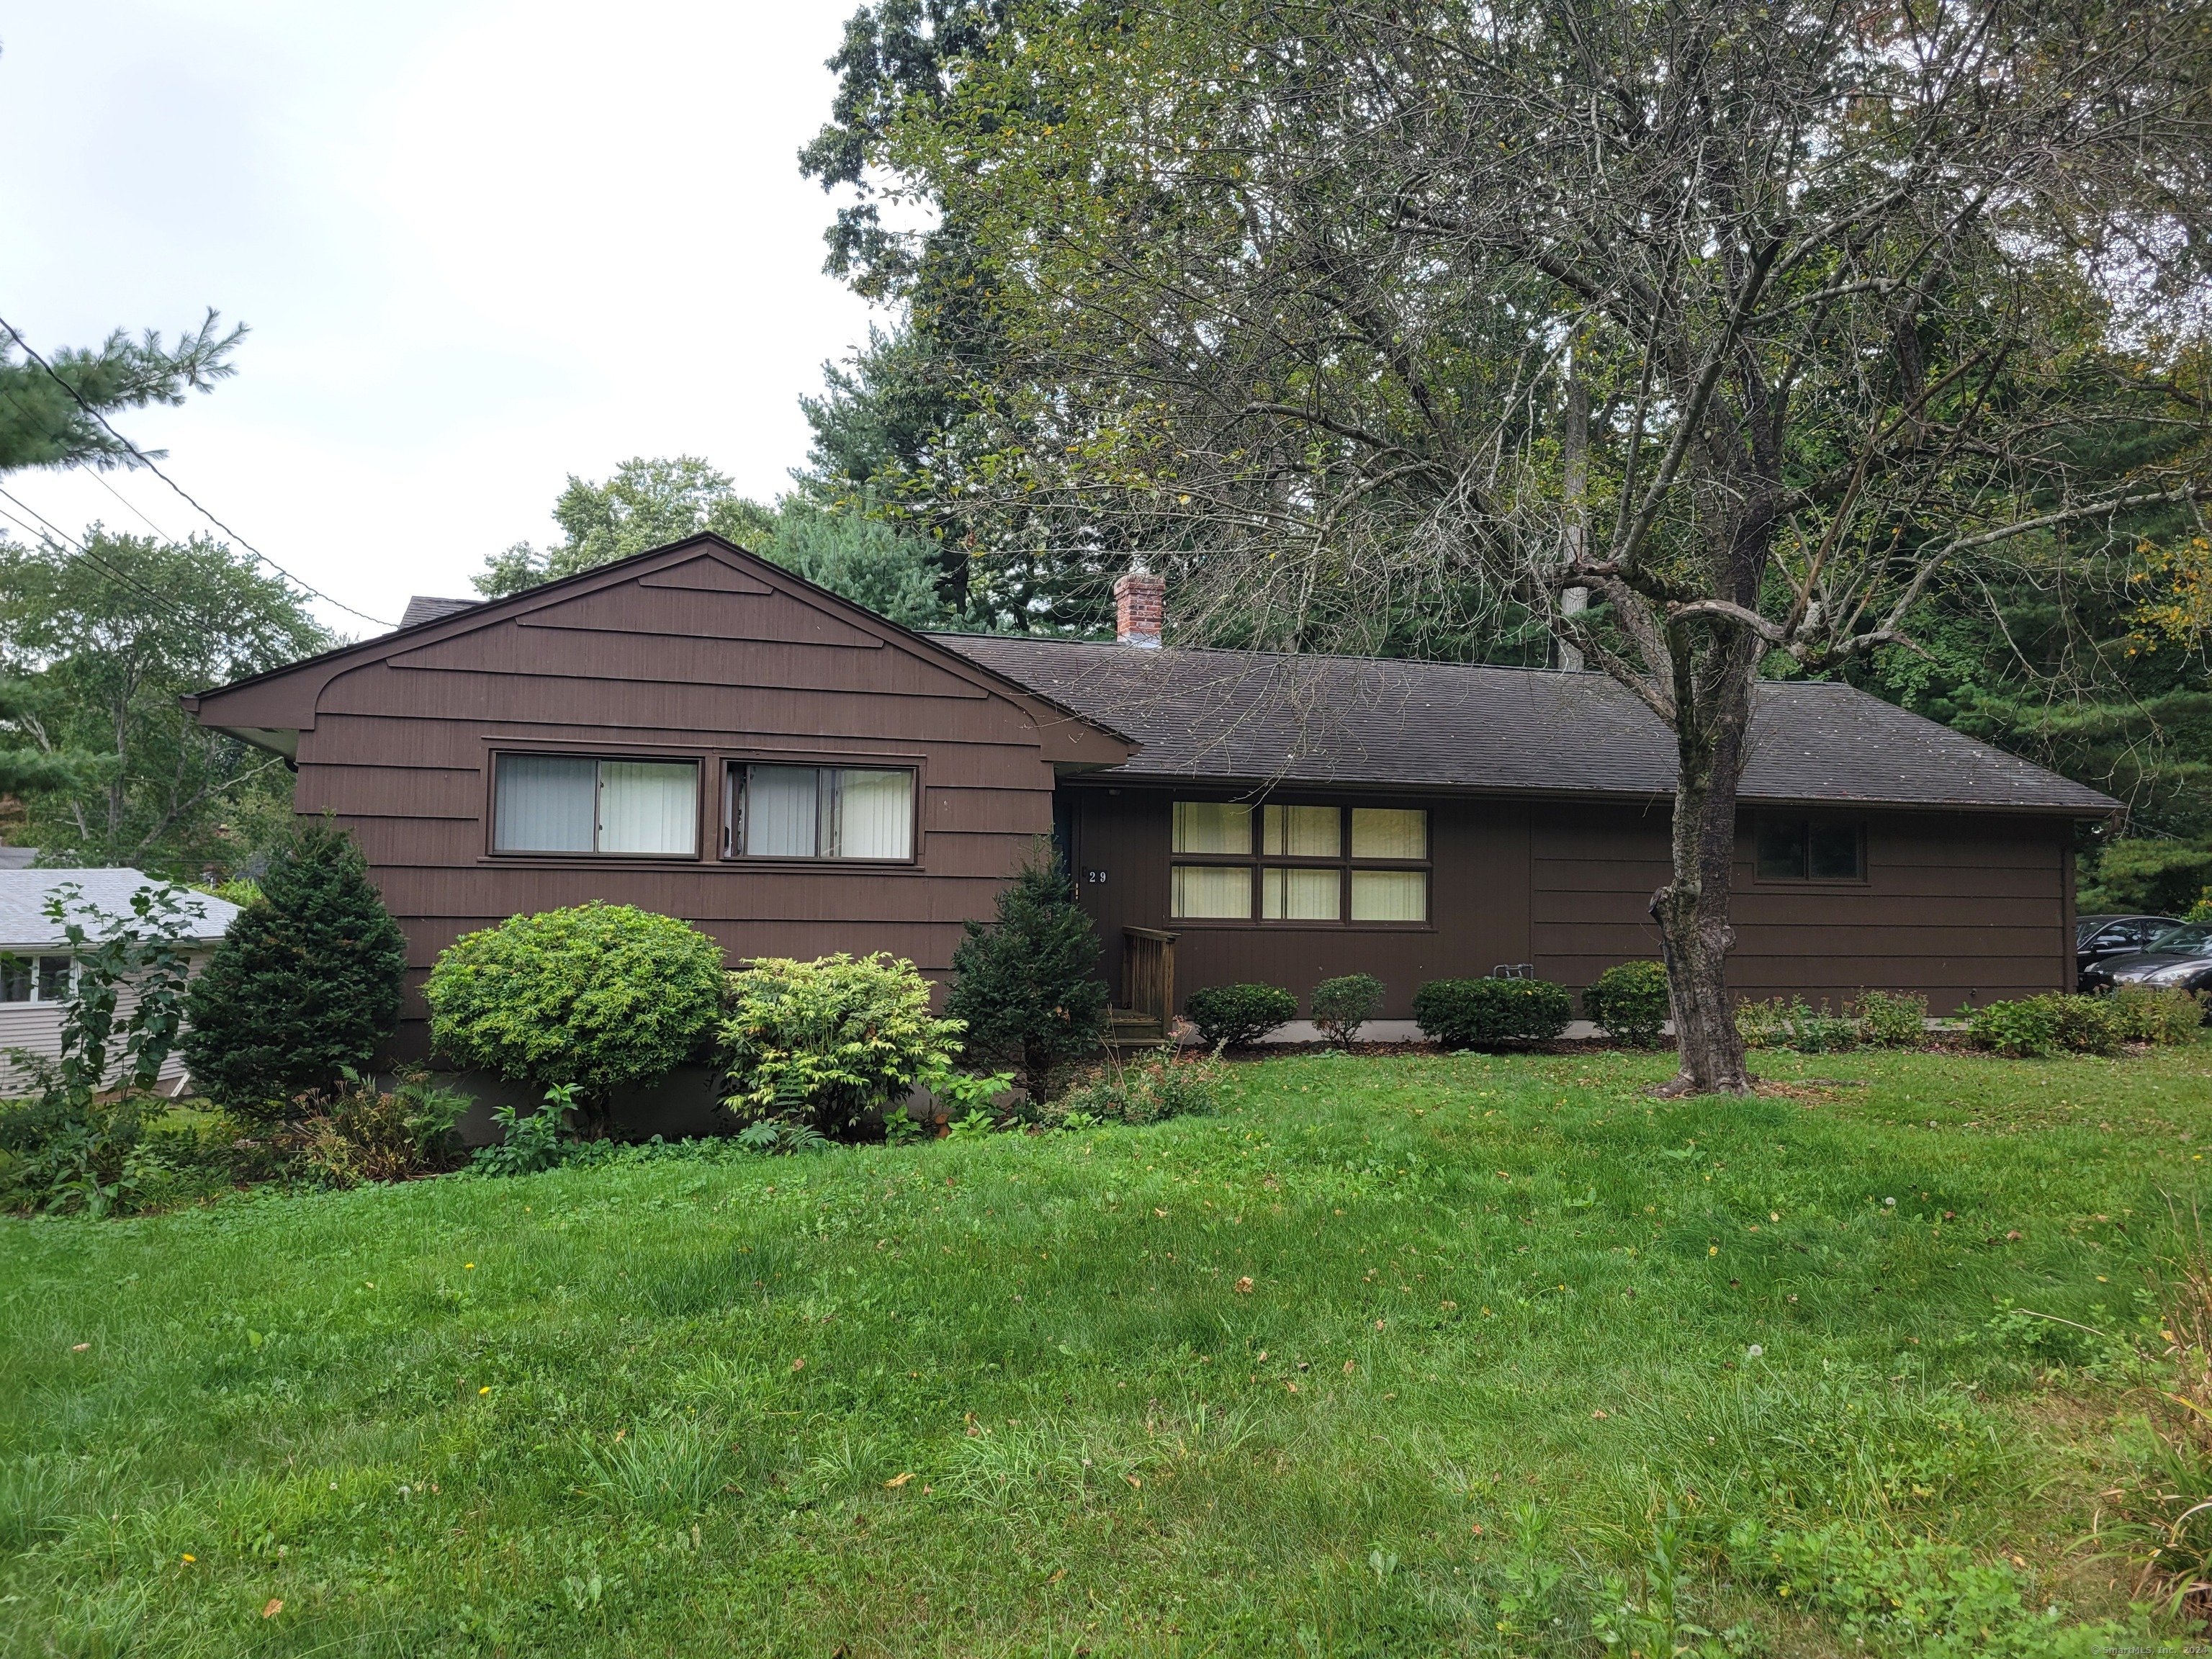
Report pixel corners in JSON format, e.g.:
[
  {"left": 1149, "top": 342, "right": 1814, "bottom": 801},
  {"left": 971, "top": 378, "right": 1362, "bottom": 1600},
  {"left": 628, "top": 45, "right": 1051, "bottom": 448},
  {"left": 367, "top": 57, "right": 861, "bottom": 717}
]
[
  {"left": 729, "top": 763, "right": 915, "bottom": 860},
  {"left": 0, "top": 953, "right": 73, "bottom": 1004},
  {"left": 1169, "top": 801, "right": 1430, "bottom": 923},
  {"left": 493, "top": 754, "right": 699, "bottom": 856}
]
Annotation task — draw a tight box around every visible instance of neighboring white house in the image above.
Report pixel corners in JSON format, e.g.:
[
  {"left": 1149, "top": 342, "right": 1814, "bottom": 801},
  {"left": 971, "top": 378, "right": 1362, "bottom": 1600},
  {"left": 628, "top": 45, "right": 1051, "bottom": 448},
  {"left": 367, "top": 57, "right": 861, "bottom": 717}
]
[{"left": 0, "top": 869, "right": 242, "bottom": 1092}]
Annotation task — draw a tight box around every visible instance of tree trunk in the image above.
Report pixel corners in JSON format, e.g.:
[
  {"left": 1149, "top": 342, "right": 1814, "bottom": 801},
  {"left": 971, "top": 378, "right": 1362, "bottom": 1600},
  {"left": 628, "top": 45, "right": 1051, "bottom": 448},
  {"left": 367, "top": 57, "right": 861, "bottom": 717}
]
[{"left": 1650, "top": 634, "right": 1761, "bottom": 1095}]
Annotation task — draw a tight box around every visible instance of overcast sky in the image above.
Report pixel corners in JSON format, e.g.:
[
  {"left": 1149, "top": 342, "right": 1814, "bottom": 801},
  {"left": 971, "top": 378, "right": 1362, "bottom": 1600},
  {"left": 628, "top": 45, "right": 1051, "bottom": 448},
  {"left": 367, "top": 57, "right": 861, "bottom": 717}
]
[{"left": 0, "top": 1, "right": 882, "bottom": 633}]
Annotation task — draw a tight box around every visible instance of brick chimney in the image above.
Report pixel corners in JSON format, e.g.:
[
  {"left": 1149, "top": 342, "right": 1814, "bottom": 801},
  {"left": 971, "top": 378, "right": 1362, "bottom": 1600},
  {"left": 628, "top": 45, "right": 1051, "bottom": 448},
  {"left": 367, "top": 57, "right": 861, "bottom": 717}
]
[{"left": 1113, "top": 569, "right": 1164, "bottom": 648}]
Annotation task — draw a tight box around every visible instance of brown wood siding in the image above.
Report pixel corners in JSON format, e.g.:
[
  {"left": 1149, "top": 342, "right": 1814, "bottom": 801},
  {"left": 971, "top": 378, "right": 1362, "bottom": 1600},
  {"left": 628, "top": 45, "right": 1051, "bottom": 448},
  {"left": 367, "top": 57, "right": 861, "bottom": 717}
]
[
  {"left": 1072, "top": 786, "right": 2069, "bottom": 1017},
  {"left": 261, "top": 562, "right": 1079, "bottom": 1057},
  {"left": 1530, "top": 804, "right": 2069, "bottom": 1006},
  {"left": 1066, "top": 785, "right": 1532, "bottom": 1020}
]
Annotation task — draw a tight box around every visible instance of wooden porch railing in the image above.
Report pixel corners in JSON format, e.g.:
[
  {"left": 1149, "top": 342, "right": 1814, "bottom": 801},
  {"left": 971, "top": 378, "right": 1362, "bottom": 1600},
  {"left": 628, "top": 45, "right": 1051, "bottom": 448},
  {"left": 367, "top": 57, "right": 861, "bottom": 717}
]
[{"left": 1115, "top": 927, "right": 1179, "bottom": 1042}]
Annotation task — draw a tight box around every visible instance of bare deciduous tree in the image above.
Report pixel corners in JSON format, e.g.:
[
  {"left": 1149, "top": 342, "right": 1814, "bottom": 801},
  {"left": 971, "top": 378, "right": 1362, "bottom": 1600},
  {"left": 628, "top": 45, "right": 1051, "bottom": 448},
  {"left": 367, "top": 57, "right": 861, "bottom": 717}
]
[{"left": 880, "top": 0, "right": 2212, "bottom": 1091}]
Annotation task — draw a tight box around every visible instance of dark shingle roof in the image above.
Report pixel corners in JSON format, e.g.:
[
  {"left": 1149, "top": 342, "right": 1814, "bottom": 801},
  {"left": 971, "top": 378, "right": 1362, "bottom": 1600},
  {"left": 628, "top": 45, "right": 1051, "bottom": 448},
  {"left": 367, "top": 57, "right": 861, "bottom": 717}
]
[
  {"left": 399, "top": 595, "right": 482, "bottom": 629},
  {"left": 931, "top": 635, "right": 2117, "bottom": 814}
]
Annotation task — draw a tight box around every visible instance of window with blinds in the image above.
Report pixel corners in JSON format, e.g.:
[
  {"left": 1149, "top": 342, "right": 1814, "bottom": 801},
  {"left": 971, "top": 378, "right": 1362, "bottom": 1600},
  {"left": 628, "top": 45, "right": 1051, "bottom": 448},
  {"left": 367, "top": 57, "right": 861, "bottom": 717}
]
[
  {"left": 730, "top": 764, "right": 915, "bottom": 860},
  {"left": 493, "top": 754, "right": 698, "bottom": 856},
  {"left": 1169, "top": 800, "right": 1430, "bottom": 924}
]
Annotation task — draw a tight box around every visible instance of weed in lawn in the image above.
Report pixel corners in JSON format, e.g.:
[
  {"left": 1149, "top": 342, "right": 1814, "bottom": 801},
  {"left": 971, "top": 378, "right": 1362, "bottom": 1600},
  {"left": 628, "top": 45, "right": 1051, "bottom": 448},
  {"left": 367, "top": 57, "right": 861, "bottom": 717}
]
[{"left": 580, "top": 1419, "right": 728, "bottom": 1517}]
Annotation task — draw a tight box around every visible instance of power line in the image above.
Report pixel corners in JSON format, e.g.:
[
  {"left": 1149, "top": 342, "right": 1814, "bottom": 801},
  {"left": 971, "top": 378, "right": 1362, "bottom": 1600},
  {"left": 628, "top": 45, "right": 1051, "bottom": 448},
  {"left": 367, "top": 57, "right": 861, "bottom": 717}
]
[
  {"left": 87, "top": 467, "right": 179, "bottom": 542},
  {"left": 0, "top": 484, "right": 217, "bottom": 632},
  {"left": 0, "top": 311, "right": 395, "bottom": 627}
]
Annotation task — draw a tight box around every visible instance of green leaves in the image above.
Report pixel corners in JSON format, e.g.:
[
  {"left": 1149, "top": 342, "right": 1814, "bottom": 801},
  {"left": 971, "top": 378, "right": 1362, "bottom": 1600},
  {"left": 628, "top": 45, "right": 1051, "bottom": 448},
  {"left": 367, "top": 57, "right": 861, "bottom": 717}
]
[
  {"left": 721, "top": 951, "right": 964, "bottom": 1135},
  {"left": 426, "top": 903, "right": 725, "bottom": 1114}
]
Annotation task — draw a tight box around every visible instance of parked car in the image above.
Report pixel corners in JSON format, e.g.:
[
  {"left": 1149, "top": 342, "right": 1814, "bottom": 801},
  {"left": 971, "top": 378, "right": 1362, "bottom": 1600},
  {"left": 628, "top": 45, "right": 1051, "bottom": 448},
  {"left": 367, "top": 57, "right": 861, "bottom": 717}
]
[
  {"left": 2076, "top": 914, "right": 2182, "bottom": 990},
  {"left": 2078, "top": 920, "right": 2212, "bottom": 995}
]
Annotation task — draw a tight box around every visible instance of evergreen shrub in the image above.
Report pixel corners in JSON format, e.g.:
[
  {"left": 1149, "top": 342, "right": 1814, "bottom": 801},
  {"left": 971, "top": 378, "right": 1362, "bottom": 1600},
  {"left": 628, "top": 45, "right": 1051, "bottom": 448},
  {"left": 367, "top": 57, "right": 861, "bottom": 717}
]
[
  {"left": 1185, "top": 982, "right": 1298, "bottom": 1048},
  {"left": 1310, "top": 974, "right": 1385, "bottom": 1046},
  {"left": 181, "top": 821, "right": 407, "bottom": 1118},
  {"left": 948, "top": 845, "right": 1109, "bottom": 1092},
  {"left": 424, "top": 903, "right": 724, "bottom": 1127},
  {"left": 721, "top": 952, "right": 965, "bottom": 1135},
  {"left": 1413, "top": 977, "right": 1573, "bottom": 1048},
  {"left": 1583, "top": 961, "right": 1669, "bottom": 1046}
]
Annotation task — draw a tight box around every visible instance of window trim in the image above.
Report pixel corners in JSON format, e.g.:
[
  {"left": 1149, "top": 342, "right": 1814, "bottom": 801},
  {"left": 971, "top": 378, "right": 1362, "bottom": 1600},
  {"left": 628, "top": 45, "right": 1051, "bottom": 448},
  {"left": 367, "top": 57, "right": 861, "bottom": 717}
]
[
  {"left": 0, "top": 952, "right": 75, "bottom": 1005},
  {"left": 722, "top": 757, "right": 924, "bottom": 866},
  {"left": 1167, "top": 798, "right": 1434, "bottom": 929},
  {"left": 485, "top": 747, "right": 707, "bottom": 862},
  {"left": 1748, "top": 814, "right": 1869, "bottom": 885}
]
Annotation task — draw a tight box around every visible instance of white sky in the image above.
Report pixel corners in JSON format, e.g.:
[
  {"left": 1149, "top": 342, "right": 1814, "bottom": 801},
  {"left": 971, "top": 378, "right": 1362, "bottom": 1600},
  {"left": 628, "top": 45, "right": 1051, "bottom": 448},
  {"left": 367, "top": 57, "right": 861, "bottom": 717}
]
[{"left": 0, "top": 1, "right": 883, "bottom": 634}]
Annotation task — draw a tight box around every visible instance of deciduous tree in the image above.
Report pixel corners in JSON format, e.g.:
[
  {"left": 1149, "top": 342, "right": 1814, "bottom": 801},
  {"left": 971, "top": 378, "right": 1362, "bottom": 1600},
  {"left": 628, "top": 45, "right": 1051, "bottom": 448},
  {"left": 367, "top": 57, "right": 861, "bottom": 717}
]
[{"left": 871, "top": 0, "right": 2212, "bottom": 1092}]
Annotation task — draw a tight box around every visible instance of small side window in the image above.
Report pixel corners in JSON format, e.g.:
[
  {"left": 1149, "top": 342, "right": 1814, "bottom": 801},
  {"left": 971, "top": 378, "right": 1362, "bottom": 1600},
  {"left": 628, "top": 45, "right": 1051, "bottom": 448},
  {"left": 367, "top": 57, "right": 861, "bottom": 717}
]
[
  {"left": 1756, "top": 817, "right": 1863, "bottom": 881},
  {"left": 1755, "top": 819, "right": 1807, "bottom": 881}
]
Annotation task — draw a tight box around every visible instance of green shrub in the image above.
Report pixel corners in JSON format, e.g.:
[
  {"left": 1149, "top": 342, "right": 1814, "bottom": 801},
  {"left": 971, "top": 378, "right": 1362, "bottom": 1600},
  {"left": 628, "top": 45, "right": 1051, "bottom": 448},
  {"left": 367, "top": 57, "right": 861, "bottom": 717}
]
[
  {"left": 2108, "top": 984, "right": 2203, "bottom": 1046},
  {"left": 1852, "top": 989, "right": 1928, "bottom": 1049},
  {"left": 1184, "top": 982, "right": 1298, "bottom": 1048},
  {"left": 1583, "top": 961, "right": 1669, "bottom": 1046},
  {"left": 1, "top": 882, "right": 209, "bottom": 1216},
  {"left": 1310, "top": 974, "right": 1385, "bottom": 1047},
  {"left": 1413, "top": 977, "right": 1573, "bottom": 1048},
  {"left": 721, "top": 953, "right": 964, "bottom": 1136},
  {"left": 1969, "top": 992, "right": 2123, "bottom": 1058},
  {"left": 470, "top": 1087, "right": 574, "bottom": 1177},
  {"left": 182, "top": 821, "right": 408, "bottom": 1120},
  {"left": 0, "top": 1088, "right": 156, "bottom": 1216},
  {"left": 1738, "top": 996, "right": 1859, "bottom": 1053},
  {"left": 299, "top": 1069, "right": 472, "bottom": 1187},
  {"left": 948, "top": 846, "right": 1110, "bottom": 1092},
  {"left": 1035, "top": 1050, "right": 1220, "bottom": 1128},
  {"left": 426, "top": 903, "right": 724, "bottom": 1130}
]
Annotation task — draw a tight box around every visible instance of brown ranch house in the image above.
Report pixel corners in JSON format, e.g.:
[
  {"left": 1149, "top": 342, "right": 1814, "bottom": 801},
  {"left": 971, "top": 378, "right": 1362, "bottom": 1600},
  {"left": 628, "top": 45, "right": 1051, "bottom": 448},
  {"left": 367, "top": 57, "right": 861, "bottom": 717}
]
[{"left": 185, "top": 534, "right": 2114, "bottom": 1076}]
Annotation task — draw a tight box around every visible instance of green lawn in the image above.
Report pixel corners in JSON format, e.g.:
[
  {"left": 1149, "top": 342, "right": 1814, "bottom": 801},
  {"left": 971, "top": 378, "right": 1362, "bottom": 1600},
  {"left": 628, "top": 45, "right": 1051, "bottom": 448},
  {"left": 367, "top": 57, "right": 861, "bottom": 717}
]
[{"left": 6, "top": 1045, "right": 2211, "bottom": 1656}]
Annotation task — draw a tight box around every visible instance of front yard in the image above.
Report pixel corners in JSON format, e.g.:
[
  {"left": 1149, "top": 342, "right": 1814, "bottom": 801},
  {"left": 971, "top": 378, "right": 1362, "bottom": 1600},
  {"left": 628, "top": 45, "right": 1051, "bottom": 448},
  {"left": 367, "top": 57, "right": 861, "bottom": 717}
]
[{"left": 6, "top": 1045, "right": 2211, "bottom": 1655}]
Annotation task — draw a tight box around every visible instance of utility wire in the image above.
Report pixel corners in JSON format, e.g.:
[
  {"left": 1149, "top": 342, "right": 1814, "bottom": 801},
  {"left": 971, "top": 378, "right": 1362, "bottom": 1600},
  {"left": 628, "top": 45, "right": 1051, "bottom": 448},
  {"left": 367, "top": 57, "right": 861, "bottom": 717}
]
[
  {"left": 0, "top": 311, "right": 395, "bottom": 627},
  {"left": 0, "top": 484, "right": 218, "bottom": 633},
  {"left": 88, "top": 467, "right": 179, "bottom": 542}
]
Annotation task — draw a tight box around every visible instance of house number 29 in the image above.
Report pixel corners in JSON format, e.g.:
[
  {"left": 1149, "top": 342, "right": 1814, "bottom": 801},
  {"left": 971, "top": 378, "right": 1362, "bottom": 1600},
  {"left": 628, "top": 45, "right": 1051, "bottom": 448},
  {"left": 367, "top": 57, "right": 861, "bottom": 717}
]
[{"left": 1084, "top": 868, "right": 1108, "bottom": 884}]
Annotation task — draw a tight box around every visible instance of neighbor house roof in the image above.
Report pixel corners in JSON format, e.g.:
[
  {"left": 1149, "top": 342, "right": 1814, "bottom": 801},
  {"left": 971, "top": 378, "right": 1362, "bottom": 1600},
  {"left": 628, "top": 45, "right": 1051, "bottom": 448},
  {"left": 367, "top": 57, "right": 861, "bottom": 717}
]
[
  {"left": 399, "top": 595, "right": 480, "bottom": 628},
  {"left": 931, "top": 635, "right": 2119, "bottom": 816},
  {"left": 0, "top": 869, "right": 242, "bottom": 951}
]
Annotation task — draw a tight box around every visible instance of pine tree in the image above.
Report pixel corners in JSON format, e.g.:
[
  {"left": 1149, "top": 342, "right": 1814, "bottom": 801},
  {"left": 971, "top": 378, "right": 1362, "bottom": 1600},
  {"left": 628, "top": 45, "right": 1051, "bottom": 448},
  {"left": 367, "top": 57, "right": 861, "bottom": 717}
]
[
  {"left": 947, "top": 846, "right": 1108, "bottom": 1090},
  {"left": 181, "top": 819, "right": 407, "bottom": 1116}
]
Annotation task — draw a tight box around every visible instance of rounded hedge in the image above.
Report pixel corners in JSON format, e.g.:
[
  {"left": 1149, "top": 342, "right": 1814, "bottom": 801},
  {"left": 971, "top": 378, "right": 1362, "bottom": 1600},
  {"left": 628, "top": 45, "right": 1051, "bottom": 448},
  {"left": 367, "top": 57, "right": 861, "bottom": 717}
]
[
  {"left": 424, "top": 903, "right": 724, "bottom": 1101},
  {"left": 1311, "top": 973, "right": 1385, "bottom": 1046},
  {"left": 1184, "top": 982, "right": 1298, "bottom": 1048},
  {"left": 1412, "top": 976, "right": 1573, "bottom": 1048},
  {"left": 1583, "top": 960, "right": 1670, "bottom": 1047}
]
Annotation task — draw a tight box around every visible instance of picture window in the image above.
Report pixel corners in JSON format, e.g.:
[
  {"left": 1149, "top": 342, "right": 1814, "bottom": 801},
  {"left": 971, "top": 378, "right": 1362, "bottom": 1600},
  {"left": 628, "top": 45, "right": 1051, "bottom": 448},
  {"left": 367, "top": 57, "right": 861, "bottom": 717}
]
[{"left": 1169, "top": 801, "right": 1429, "bottom": 924}]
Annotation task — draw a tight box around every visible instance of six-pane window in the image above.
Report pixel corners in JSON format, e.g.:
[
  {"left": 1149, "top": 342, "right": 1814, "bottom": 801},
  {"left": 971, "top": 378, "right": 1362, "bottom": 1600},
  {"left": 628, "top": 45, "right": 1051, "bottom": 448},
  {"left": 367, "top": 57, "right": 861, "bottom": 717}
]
[
  {"left": 1755, "top": 817, "right": 1864, "bottom": 881},
  {"left": 730, "top": 764, "right": 914, "bottom": 860},
  {"left": 494, "top": 755, "right": 699, "bottom": 855},
  {"left": 1170, "top": 801, "right": 1429, "bottom": 923}
]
